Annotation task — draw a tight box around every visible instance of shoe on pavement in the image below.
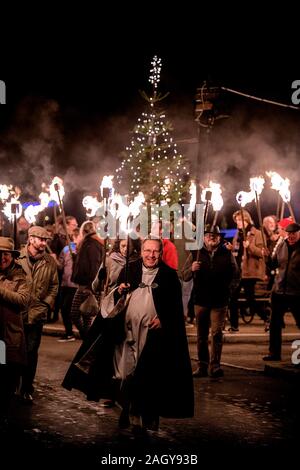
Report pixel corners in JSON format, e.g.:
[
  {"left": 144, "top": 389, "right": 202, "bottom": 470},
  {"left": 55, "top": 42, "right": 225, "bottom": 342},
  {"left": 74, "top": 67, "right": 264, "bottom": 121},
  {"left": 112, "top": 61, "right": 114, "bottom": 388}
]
[
  {"left": 57, "top": 335, "right": 76, "bottom": 342},
  {"left": 228, "top": 327, "right": 239, "bottom": 332},
  {"left": 263, "top": 354, "right": 281, "bottom": 361},
  {"left": 210, "top": 368, "right": 224, "bottom": 378},
  {"left": 192, "top": 368, "right": 208, "bottom": 378}
]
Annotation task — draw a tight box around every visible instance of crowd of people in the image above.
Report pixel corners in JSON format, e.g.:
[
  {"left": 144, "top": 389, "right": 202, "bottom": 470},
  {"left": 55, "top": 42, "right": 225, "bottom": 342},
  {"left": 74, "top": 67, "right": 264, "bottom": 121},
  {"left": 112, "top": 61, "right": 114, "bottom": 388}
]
[{"left": 1, "top": 209, "right": 300, "bottom": 433}]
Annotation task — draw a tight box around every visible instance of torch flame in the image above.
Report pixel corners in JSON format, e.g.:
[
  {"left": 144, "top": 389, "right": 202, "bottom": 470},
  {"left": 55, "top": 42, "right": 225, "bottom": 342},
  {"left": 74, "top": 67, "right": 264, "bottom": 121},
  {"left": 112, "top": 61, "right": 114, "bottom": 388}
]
[
  {"left": 24, "top": 204, "right": 43, "bottom": 224},
  {"left": 250, "top": 176, "right": 265, "bottom": 196},
  {"left": 266, "top": 171, "right": 291, "bottom": 203},
  {"left": 129, "top": 192, "right": 145, "bottom": 218},
  {"left": 3, "top": 198, "right": 23, "bottom": 222},
  {"left": 49, "top": 176, "right": 65, "bottom": 204},
  {"left": 236, "top": 190, "right": 255, "bottom": 207},
  {"left": 0, "top": 184, "right": 13, "bottom": 202},
  {"left": 39, "top": 191, "right": 51, "bottom": 209},
  {"left": 189, "top": 181, "right": 197, "bottom": 212},
  {"left": 201, "top": 181, "right": 224, "bottom": 211},
  {"left": 82, "top": 195, "right": 102, "bottom": 217},
  {"left": 100, "top": 175, "right": 114, "bottom": 199}
]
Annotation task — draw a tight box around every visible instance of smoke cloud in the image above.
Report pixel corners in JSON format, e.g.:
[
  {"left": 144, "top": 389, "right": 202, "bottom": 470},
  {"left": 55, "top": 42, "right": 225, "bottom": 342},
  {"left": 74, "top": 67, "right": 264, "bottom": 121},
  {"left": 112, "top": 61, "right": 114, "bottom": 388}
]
[{"left": 1, "top": 89, "right": 300, "bottom": 225}]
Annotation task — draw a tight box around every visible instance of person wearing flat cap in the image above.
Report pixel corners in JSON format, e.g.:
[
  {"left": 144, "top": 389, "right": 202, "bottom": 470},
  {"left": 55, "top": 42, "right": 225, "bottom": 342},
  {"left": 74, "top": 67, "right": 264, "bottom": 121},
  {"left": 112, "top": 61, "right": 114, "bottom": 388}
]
[
  {"left": 263, "top": 222, "right": 300, "bottom": 361},
  {"left": 17, "top": 226, "right": 59, "bottom": 403},
  {"left": 182, "top": 224, "right": 239, "bottom": 378},
  {"left": 0, "top": 237, "right": 30, "bottom": 415}
]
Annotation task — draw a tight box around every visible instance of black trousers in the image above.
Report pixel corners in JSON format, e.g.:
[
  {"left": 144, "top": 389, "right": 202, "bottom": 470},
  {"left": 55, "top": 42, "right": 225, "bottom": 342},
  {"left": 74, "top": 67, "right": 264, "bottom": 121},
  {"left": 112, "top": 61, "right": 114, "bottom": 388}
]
[
  {"left": 21, "top": 323, "right": 43, "bottom": 394},
  {"left": 269, "top": 293, "right": 300, "bottom": 357},
  {"left": 60, "top": 287, "right": 77, "bottom": 336},
  {"left": 0, "top": 363, "right": 21, "bottom": 415}
]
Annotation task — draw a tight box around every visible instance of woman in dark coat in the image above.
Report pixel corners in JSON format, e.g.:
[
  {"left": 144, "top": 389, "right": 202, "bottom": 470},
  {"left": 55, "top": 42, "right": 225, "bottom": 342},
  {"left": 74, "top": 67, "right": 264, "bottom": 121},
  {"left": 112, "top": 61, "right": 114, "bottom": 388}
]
[
  {"left": 62, "top": 238, "right": 194, "bottom": 431},
  {"left": 0, "top": 237, "right": 30, "bottom": 414},
  {"left": 70, "top": 221, "right": 104, "bottom": 339}
]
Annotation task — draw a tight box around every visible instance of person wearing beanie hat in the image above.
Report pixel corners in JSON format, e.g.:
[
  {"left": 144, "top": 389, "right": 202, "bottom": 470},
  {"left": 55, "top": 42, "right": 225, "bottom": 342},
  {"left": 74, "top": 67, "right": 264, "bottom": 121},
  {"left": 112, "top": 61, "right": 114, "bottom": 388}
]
[
  {"left": 0, "top": 237, "right": 30, "bottom": 413},
  {"left": 263, "top": 219, "right": 300, "bottom": 361},
  {"left": 17, "top": 227, "right": 58, "bottom": 403},
  {"left": 277, "top": 217, "right": 294, "bottom": 230}
]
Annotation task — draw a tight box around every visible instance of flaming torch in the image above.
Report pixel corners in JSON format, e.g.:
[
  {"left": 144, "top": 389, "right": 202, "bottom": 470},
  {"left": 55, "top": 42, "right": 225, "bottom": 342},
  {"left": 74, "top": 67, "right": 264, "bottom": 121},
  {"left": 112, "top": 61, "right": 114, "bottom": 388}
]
[
  {"left": 197, "top": 187, "right": 212, "bottom": 261},
  {"left": 201, "top": 188, "right": 212, "bottom": 226},
  {"left": 188, "top": 180, "right": 197, "bottom": 214},
  {"left": 82, "top": 195, "right": 102, "bottom": 218},
  {"left": 0, "top": 184, "right": 11, "bottom": 203},
  {"left": 0, "top": 184, "right": 13, "bottom": 235},
  {"left": 250, "top": 176, "right": 266, "bottom": 249},
  {"left": 110, "top": 193, "right": 128, "bottom": 240},
  {"left": 24, "top": 190, "right": 51, "bottom": 225},
  {"left": 100, "top": 175, "right": 115, "bottom": 275},
  {"left": 210, "top": 182, "right": 224, "bottom": 228},
  {"left": 266, "top": 171, "right": 296, "bottom": 221},
  {"left": 3, "top": 199, "right": 22, "bottom": 247},
  {"left": 11, "top": 203, "right": 19, "bottom": 248},
  {"left": 50, "top": 176, "right": 74, "bottom": 259},
  {"left": 235, "top": 190, "right": 255, "bottom": 240}
]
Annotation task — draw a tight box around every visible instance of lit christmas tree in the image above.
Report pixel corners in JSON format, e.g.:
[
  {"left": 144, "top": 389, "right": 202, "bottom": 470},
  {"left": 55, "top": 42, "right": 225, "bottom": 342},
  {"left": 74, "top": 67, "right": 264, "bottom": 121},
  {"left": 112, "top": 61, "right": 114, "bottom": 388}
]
[{"left": 115, "top": 56, "right": 190, "bottom": 204}]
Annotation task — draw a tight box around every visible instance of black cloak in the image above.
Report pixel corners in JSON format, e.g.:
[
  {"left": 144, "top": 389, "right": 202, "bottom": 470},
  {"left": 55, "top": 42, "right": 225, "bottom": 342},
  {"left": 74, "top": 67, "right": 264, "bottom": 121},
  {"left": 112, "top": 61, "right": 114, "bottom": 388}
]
[{"left": 62, "top": 259, "right": 194, "bottom": 419}]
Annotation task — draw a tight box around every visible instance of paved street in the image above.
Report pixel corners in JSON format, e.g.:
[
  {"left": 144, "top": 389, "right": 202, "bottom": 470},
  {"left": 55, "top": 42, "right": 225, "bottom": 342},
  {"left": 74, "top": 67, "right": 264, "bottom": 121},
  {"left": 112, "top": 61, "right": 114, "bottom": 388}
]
[{"left": 2, "top": 320, "right": 300, "bottom": 465}]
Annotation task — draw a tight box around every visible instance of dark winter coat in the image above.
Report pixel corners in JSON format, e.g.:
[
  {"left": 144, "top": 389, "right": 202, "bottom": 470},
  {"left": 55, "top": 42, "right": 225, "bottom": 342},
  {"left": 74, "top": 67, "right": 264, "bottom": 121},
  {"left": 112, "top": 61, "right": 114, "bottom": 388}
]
[
  {"left": 62, "top": 259, "right": 194, "bottom": 419},
  {"left": 72, "top": 234, "right": 104, "bottom": 287},
  {"left": 182, "top": 243, "right": 240, "bottom": 308},
  {"left": 271, "top": 239, "right": 300, "bottom": 296},
  {"left": 0, "top": 263, "right": 30, "bottom": 365}
]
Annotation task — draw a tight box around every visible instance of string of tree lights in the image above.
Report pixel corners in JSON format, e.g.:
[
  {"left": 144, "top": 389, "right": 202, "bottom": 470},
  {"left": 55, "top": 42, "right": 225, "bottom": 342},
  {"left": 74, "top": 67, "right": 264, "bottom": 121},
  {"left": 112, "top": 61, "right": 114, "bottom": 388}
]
[{"left": 115, "top": 56, "right": 190, "bottom": 204}]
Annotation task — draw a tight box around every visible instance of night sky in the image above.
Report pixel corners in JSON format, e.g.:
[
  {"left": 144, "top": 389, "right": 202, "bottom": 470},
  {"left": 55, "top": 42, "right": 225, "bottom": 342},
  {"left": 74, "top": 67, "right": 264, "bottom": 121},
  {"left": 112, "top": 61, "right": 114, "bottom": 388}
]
[{"left": 0, "top": 8, "right": 299, "bottom": 223}]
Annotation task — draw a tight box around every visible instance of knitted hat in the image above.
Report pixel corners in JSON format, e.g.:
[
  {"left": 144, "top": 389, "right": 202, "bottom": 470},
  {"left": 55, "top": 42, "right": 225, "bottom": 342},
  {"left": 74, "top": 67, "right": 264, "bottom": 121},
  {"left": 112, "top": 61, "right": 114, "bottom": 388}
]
[{"left": 278, "top": 217, "right": 294, "bottom": 229}]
